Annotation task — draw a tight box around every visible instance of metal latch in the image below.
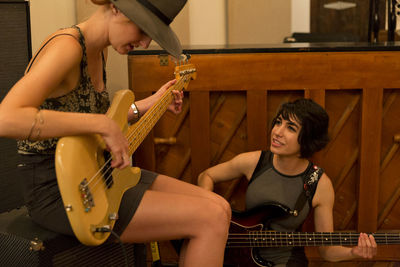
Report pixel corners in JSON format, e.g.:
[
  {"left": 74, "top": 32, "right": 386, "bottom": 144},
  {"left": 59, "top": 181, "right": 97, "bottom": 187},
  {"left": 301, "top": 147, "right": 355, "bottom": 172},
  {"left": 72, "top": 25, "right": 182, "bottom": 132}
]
[{"left": 159, "top": 54, "right": 169, "bottom": 66}]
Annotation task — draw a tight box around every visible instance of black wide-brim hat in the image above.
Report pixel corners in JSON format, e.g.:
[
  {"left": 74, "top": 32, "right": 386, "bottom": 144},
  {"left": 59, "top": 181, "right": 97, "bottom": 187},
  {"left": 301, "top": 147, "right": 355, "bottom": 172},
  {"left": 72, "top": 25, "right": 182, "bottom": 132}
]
[{"left": 111, "top": 0, "right": 187, "bottom": 58}]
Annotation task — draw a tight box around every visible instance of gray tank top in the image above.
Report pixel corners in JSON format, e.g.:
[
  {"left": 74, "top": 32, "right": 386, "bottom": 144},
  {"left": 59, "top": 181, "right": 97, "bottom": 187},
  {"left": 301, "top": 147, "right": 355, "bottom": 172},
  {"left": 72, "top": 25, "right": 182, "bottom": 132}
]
[{"left": 245, "top": 151, "right": 321, "bottom": 266}]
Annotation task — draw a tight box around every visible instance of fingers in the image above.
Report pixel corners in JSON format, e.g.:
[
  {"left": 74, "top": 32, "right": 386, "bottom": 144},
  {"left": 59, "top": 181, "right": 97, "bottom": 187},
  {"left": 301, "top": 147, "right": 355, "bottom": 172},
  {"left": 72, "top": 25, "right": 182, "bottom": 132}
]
[
  {"left": 359, "top": 233, "right": 367, "bottom": 258},
  {"left": 110, "top": 152, "right": 130, "bottom": 169},
  {"left": 153, "top": 80, "right": 184, "bottom": 115},
  {"left": 356, "top": 233, "right": 377, "bottom": 259},
  {"left": 170, "top": 90, "right": 184, "bottom": 114},
  {"left": 367, "top": 234, "right": 377, "bottom": 258},
  {"left": 110, "top": 138, "right": 130, "bottom": 169},
  {"left": 162, "top": 79, "right": 177, "bottom": 90},
  {"left": 102, "top": 118, "right": 130, "bottom": 169}
]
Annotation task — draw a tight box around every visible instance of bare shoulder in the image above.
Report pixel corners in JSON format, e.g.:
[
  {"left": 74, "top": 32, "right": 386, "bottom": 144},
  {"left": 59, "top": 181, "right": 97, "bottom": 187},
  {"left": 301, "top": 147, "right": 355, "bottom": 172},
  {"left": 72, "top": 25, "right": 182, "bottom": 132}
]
[
  {"left": 28, "top": 29, "right": 83, "bottom": 72},
  {"left": 234, "top": 150, "right": 261, "bottom": 162},
  {"left": 201, "top": 150, "right": 262, "bottom": 184},
  {"left": 312, "top": 173, "right": 335, "bottom": 208},
  {"left": 232, "top": 150, "right": 262, "bottom": 179},
  {"left": 19, "top": 30, "right": 84, "bottom": 100}
]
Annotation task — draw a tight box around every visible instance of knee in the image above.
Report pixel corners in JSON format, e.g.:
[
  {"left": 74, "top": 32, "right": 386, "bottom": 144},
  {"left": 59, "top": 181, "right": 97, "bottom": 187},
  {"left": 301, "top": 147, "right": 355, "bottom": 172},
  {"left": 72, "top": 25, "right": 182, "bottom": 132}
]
[
  {"left": 204, "top": 200, "right": 231, "bottom": 235},
  {"left": 205, "top": 191, "right": 232, "bottom": 222},
  {"left": 217, "top": 195, "right": 232, "bottom": 222}
]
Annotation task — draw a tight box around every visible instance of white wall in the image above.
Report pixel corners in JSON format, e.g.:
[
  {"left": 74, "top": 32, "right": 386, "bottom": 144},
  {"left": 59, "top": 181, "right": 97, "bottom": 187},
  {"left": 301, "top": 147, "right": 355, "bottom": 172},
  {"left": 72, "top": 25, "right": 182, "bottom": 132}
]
[
  {"left": 228, "top": 0, "right": 291, "bottom": 45},
  {"left": 29, "top": 0, "right": 76, "bottom": 53},
  {"left": 291, "top": 0, "right": 310, "bottom": 33},
  {"left": 188, "top": 0, "right": 226, "bottom": 45}
]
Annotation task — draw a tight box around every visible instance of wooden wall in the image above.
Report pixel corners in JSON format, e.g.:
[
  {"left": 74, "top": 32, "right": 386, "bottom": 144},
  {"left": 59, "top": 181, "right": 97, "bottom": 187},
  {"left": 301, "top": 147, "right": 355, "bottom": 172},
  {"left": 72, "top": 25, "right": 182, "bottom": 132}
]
[{"left": 128, "top": 50, "right": 400, "bottom": 265}]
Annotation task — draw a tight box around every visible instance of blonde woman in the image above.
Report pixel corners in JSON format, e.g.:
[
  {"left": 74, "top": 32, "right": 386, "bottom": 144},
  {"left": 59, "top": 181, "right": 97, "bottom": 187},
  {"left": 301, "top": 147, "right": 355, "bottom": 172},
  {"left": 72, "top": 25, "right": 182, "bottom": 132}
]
[{"left": 0, "top": 1, "right": 230, "bottom": 266}]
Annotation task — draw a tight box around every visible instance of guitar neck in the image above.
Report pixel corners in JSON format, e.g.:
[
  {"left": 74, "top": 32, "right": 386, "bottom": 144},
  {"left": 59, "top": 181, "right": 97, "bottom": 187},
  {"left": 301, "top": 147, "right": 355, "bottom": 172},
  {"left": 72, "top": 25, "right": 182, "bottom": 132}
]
[
  {"left": 127, "top": 85, "right": 175, "bottom": 155},
  {"left": 227, "top": 231, "right": 400, "bottom": 247},
  {"left": 125, "top": 65, "right": 195, "bottom": 156}
]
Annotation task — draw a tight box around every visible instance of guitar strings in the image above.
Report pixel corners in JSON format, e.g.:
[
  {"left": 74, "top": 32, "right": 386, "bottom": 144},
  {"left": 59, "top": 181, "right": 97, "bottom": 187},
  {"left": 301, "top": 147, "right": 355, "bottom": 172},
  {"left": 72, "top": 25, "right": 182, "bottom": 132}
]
[
  {"left": 88, "top": 77, "right": 185, "bottom": 191},
  {"left": 125, "top": 75, "right": 186, "bottom": 152},
  {"left": 226, "top": 232, "right": 400, "bottom": 247},
  {"left": 84, "top": 74, "right": 188, "bottom": 194}
]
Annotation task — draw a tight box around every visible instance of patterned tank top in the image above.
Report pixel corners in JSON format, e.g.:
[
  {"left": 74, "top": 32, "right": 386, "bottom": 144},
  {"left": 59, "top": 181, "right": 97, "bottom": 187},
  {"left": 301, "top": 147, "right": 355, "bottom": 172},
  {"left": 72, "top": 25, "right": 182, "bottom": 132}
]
[{"left": 17, "top": 25, "right": 110, "bottom": 154}]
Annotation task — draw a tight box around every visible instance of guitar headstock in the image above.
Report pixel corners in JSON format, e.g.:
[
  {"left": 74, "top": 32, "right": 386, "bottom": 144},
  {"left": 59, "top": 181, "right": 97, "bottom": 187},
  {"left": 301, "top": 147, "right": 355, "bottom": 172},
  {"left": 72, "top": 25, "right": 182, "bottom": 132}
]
[
  {"left": 174, "top": 55, "right": 197, "bottom": 91},
  {"left": 174, "top": 63, "right": 197, "bottom": 80}
]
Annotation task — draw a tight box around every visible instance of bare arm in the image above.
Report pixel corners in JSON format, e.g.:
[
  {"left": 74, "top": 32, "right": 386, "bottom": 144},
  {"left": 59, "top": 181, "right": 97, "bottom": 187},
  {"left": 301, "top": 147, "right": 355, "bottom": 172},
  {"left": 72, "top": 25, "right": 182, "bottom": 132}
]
[
  {"left": 197, "top": 151, "right": 261, "bottom": 191},
  {"left": 0, "top": 36, "right": 128, "bottom": 168},
  {"left": 127, "top": 80, "right": 183, "bottom": 123},
  {"left": 313, "top": 174, "right": 377, "bottom": 261}
]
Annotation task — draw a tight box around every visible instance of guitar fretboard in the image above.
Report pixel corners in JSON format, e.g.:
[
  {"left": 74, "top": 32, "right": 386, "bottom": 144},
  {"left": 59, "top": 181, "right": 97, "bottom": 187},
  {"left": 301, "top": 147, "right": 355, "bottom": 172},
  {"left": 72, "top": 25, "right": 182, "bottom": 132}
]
[
  {"left": 227, "top": 231, "right": 400, "bottom": 247},
  {"left": 125, "top": 67, "right": 195, "bottom": 156}
]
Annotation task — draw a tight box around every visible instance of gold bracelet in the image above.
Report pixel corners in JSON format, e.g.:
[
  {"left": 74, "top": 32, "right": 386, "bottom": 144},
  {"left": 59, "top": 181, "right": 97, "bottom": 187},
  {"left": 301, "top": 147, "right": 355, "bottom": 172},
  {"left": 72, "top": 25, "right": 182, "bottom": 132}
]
[
  {"left": 27, "top": 110, "right": 44, "bottom": 141},
  {"left": 26, "top": 112, "right": 38, "bottom": 140},
  {"left": 34, "top": 110, "right": 44, "bottom": 140}
]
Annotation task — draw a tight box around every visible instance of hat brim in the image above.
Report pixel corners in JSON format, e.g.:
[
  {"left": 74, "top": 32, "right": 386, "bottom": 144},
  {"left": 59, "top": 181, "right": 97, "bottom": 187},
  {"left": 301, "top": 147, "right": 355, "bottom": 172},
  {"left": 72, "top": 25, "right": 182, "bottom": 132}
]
[{"left": 112, "top": 0, "right": 182, "bottom": 58}]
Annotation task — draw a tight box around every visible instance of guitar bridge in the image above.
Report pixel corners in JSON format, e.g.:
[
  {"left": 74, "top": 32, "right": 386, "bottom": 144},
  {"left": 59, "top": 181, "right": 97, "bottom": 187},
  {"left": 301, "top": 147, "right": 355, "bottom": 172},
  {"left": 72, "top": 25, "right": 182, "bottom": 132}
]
[{"left": 79, "top": 178, "right": 95, "bottom": 212}]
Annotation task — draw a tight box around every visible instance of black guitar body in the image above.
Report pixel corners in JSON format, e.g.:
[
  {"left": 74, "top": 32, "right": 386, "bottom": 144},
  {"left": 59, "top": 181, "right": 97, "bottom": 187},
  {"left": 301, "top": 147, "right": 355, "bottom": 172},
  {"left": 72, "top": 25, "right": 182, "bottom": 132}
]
[{"left": 224, "top": 203, "right": 290, "bottom": 267}]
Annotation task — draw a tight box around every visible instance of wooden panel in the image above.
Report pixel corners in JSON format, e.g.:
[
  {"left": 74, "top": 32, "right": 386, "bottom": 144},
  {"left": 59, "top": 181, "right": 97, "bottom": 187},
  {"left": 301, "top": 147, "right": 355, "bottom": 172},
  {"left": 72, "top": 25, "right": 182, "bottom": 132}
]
[
  {"left": 358, "top": 88, "right": 383, "bottom": 232},
  {"left": 189, "top": 91, "right": 210, "bottom": 182},
  {"left": 379, "top": 90, "right": 400, "bottom": 229},
  {"left": 130, "top": 52, "right": 400, "bottom": 92},
  {"left": 324, "top": 91, "right": 361, "bottom": 231},
  {"left": 247, "top": 90, "right": 268, "bottom": 151},
  {"left": 154, "top": 93, "right": 191, "bottom": 181},
  {"left": 305, "top": 89, "right": 325, "bottom": 108}
]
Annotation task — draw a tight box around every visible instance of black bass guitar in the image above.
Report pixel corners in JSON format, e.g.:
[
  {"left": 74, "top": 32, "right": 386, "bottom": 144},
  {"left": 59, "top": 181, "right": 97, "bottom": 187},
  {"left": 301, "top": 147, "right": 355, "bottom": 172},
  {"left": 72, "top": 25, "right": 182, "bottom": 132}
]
[{"left": 224, "top": 203, "right": 400, "bottom": 267}]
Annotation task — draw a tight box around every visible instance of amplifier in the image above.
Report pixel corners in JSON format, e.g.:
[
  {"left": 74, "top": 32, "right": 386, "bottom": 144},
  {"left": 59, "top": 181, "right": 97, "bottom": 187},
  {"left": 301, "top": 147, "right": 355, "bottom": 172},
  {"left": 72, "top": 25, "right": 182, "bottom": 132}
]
[
  {"left": 0, "top": 0, "right": 32, "bottom": 213},
  {"left": 0, "top": 207, "right": 146, "bottom": 266}
]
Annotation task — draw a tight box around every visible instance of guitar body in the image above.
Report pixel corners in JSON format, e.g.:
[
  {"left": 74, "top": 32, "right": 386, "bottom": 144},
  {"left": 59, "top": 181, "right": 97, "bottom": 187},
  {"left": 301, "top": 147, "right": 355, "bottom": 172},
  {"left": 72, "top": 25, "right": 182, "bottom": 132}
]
[
  {"left": 55, "top": 90, "right": 141, "bottom": 246},
  {"left": 225, "top": 203, "right": 289, "bottom": 267},
  {"left": 225, "top": 222, "right": 270, "bottom": 267},
  {"left": 55, "top": 63, "right": 197, "bottom": 246}
]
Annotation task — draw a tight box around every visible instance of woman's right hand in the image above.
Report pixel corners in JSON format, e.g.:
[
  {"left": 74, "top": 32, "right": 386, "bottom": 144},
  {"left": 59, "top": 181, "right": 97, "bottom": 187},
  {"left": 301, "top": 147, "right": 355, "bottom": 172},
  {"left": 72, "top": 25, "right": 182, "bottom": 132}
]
[{"left": 100, "top": 116, "right": 130, "bottom": 169}]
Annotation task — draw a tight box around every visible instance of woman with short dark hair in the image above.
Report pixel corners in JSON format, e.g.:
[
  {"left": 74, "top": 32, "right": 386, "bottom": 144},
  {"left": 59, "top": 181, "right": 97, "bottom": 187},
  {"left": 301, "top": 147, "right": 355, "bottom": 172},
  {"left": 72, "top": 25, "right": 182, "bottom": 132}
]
[{"left": 198, "top": 98, "right": 376, "bottom": 266}]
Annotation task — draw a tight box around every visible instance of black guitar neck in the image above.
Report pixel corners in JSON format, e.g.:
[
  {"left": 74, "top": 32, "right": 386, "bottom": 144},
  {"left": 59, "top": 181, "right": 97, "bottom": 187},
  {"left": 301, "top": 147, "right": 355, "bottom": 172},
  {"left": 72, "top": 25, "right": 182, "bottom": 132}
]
[
  {"left": 228, "top": 226, "right": 400, "bottom": 247},
  {"left": 228, "top": 203, "right": 400, "bottom": 248}
]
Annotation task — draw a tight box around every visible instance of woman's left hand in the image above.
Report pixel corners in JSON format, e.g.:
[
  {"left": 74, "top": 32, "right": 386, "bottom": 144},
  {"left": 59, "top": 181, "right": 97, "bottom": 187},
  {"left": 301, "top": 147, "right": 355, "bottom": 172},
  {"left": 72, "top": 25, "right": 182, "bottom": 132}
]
[
  {"left": 152, "top": 79, "right": 183, "bottom": 114},
  {"left": 351, "top": 233, "right": 377, "bottom": 259},
  {"left": 168, "top": 89, "right": 184, "bottom": 114},
  {"left": 133, "top": 79, "right": 184, "bottom": 120}
]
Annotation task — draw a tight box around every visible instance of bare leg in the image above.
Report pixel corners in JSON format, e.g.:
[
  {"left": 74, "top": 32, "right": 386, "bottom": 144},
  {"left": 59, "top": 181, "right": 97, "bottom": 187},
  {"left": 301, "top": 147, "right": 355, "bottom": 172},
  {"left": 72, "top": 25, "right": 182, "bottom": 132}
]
[
  {"left": 150, "top": 174, "right": 231, "bottom": 265},
  {"left": 120, "top": 174, "right": 231, "bottom": 267},
  {"left": 149, "top": 175, "right": 231, "bottom": 218}
]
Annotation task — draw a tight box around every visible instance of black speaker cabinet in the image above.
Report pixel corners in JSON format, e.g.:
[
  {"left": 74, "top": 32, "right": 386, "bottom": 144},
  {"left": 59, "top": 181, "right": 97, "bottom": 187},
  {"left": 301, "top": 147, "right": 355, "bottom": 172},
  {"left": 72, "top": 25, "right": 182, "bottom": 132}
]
[
  {"left": 0, "top": 207, "right": 146, "bottom": 266},
  {"left": 0, "top": 0, "right": 32, "bottom": 212}
]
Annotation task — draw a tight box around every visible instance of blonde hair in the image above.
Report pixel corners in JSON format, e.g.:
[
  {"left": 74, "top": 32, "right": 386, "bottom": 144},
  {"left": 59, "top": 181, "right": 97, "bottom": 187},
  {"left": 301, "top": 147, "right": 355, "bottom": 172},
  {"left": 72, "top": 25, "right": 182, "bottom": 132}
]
[{"left": 91, "top": 0, "right": 111, "bottom": 5}]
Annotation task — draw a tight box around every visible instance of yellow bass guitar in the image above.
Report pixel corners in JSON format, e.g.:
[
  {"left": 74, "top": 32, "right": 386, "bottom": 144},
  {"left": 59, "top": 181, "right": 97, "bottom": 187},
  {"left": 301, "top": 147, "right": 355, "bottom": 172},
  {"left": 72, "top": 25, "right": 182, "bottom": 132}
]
[{"left": 55, "top": 62, "right": 196, "bottom": 246}]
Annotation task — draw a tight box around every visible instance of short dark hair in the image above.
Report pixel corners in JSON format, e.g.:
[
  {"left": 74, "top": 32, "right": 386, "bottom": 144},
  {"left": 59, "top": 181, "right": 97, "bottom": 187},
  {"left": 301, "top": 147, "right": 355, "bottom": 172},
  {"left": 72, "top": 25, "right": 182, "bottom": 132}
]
[{"left": 271, "top": 98, "right": 329, "bottom": 158}]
